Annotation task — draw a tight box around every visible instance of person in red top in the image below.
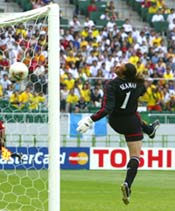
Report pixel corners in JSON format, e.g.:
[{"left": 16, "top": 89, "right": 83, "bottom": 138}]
[
  {"left": 87, "top": 0, "right": 97, "bottom": 15},
  {"left": 0, "top": 120, "right": 22, "bottom": 161},
  {"left": 141, "top": 0, "right": 152, "bottom": 8},
  {"left": 0, "top": 121, "right": 5, "bottom": 150}
]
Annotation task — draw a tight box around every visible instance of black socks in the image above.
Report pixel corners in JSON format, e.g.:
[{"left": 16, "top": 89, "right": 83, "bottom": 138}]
[{"left": 124, "top": 156, "right": 140, "bottom": 189}]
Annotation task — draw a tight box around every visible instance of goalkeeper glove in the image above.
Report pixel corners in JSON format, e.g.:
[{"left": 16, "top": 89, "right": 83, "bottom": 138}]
[{"left": 76, "top": 116, "right": 93, "bottom": 134}]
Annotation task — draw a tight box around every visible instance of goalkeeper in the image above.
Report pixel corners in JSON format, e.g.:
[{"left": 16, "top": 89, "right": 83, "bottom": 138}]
[
  {"left": 0, "top": 120, "right": 22, "bottom": 161},
  {"left": 77, "top": 63, "right": 159, "bottom": 205}
]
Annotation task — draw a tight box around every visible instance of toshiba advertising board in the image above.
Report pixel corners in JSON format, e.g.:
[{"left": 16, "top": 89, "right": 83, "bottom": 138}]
[{"left": 90, "top": 148, "right": 175, "bottom": 170}]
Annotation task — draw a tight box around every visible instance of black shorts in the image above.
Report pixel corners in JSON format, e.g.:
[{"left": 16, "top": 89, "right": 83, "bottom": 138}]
[{"left": 108, "top": 112, "right": 143, "bottom": 142}]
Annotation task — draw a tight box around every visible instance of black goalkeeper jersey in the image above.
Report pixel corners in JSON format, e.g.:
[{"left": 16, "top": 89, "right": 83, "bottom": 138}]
[{"left": 91, "top": 77, "right": 146, "bottom": 122}]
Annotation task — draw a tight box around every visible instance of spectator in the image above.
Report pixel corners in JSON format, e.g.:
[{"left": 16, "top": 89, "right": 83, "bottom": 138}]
[
  {"left": 74, "top": 96, "right": 89, "bottom": 113},
  {"left": 80, "top": 27, "right": 90, "bottom": 40},
  {"left": 95, "top": 68, "right": 104, "bottom": 77},
  {"left": 65, "top": 27, "right": 74, "bottom": 42},
  {"left": 144, "top": 83, "right": 163, "bottom": 111},
  {"left": 72, "top": 33, "right": 81, "bottom": 50},
  {"left": 87, "top": 0, "right": 97, "bottom": 15},
  {"left": 156, "top": 0, "right": 165, "bottom": 9},
  {"left": 151, "top": 51, "right": 160, "bottom": 64},
  {"left": 169, "top": 18, "right": 175, "bottom": 31},
  {"left": 167, "top": 8, "right": 175, "bottom": 25},
  {"left": 69, "top": 15, "right": 81, "bottom": 32},
  {"left": 148, "top": 2, "right": 158, "bottom": 14},
  {"left": 84, "top": 16, "right": 95, "bottom": 29},
  {"left": 65, "top": 88, "right": 79, "bottom": 112},
  {"left": 86, "top": 50, "right": 98, "bottom": 65},
  {"left": 65, "top": 50, "right": 78, "bottom": 65},
  {"left": 155, "top": 58, "right": 166, "bottom": 77},
  {"left": 19, "top": 86, "right": 33, "bottom": 110},
  {"left": 28, "top": 91, "right": 45, "bottom": 111},
  {"left": 80, "top": 82, "right": 91, "bottom": 102},
  {"left": 110, "top": 11, "right": 119, "bottom": 21},
  {"left": 106, "top": 0, "right": 116, "bottom": 13},
  {"left": 123, "top": 19, "right": 133, "bottom": 33},
  {"left": 90, "top": 86, "right": 102, "bottom": 107},
  {"left": 106, "top": 16, "right": 116, "bottom": 32},
  {"left": 0, "top": 74, "right": 12, "bottom": 95},
  {"left": 81, "top": 62, "right": 91, "bottom": 77},
  {"left": 151, "top": 33, "right": 162, "bottom": 47},
  {"left": 166, "top": 47, "right": 175, "bottom": 61},
  {"left": 91, "top": 25, "right": 100, "bottom": 39},
  {"left": 63, "top": 72, "right": 75, "bottom": 91},
  {"left": 0, "top": 83, "right": 3, "bottom": 98},
  {"left": 151, "top": 8, "right": 165, "bottom": 22},
  {"left": 9, "top": 90, "right": 21, "bottom": 109},
  {"left": 107, "top": 66, "right": 117, "bottom": 79},
  {"left": 76, "top": 67, "right": 87, "bottom": 82},
  {"left": 60, "top": 84, "right": 69, "bottom": 112},
  {"left": 129, "top": 51, "right": 140, "bottom": 66},
  {"left": 165, "top": 94, "right": 175, "bottom": 112},
  {"left": 100, "top": 10, "right": 110, "bottom": 20},
  {"left": 68, "top": 62, "right": 78, "bottom": 79},
  {"left": 105, "top": 54, "right": 115, "bottom": 73},
  {"left": 163, "top": 65, "right": 174, "bottom": 80},
  {"left": 146, "top": 59, "right": 156, "bottom": 76},
  {"left": 90, "top": 59, "right": 99, "bottom": 77},
  {"left": 161, "top": 4, "right": 171, "bottom": 15},
  {"left": 6, "top": 83, "right": 14, "bottom": 99},
  {"left": 168, "top": 81, "right": 175, "bottom": 95},
  {"left": 31, "top": 0, "right": 45, "bottom": 9},
  {"left": 73, "top": 80, "right": 81, "bottom": 98},
  {"left": 141, "top": 0, "right": 152, "bottom": 8},
  {"left": 136, "top": 60, "right": 146, "bottom": 74}
]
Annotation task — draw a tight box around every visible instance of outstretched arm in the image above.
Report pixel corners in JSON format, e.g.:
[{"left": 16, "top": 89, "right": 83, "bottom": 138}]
[
  {"left": 90, "top": 80, "right": 116, "bottom": 122},
  {"left": 77, "top": 80, "right": 116, "bottom": 133}
]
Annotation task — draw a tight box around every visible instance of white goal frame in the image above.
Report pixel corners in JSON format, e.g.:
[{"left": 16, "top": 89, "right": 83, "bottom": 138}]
[{"left": 0, "top": 4, "right": 60, "bottom": 211}]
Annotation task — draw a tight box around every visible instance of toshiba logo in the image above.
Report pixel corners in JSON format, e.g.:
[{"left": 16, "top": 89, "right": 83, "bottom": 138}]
[{"left": 90, "top": 148, "right": 175, "bottom": 170}]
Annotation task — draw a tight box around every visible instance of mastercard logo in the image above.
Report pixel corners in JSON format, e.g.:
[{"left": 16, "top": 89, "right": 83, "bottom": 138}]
[{"left": 69, "top": 152, "right": 89, "bottom": 165}]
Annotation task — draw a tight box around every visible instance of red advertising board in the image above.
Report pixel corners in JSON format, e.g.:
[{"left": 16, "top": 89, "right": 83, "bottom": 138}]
[{"left": 90, "top": 148, "right": 175, "bottom": 170}]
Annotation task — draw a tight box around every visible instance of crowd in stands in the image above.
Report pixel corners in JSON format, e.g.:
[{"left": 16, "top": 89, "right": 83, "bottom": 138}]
[
  {"left": 60, "top": 0, "right": 175, "bottom": 113},
  {"left": 0, "top": 0, "right": 175, "bottom": 113},
  {"left": 131, "top": 1, "right": 175, "bottom": 48},
  {"left": 0, "top": 19, "right": 48, "bottom": 112}
]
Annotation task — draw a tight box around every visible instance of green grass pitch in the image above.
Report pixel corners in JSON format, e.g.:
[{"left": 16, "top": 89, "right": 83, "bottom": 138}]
[
  {"left": 61, "top": 170, "right": 175, "bottom": 211},
  {"left": 0, "top": 170, "right": 174, "bottom": 211}
]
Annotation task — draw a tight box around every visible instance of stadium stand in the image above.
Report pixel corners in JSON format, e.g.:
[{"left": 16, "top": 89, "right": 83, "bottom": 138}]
[{"left": 0, "top": 0, "right": 174, "bottom": 123}]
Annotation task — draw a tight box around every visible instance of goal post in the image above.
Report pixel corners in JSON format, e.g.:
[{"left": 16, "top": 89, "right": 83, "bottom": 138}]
[
  {"left": 0, "top": 4, "right": 60, "bottom": 211},
  {"left": 48, "top": 4, "right": 60, "bottom": 211}
]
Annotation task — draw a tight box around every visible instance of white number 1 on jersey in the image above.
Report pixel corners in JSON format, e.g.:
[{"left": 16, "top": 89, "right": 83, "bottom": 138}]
[{"left": 120, "top": 91, "right": 131, "bottom": 109}]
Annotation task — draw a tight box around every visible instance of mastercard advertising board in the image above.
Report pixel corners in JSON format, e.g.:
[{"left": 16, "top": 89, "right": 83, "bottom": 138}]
[
  {"left": 0, "top": 147, "right": 90, "bottom": 170},
  {"left": 60, "top": 147, "right": 90, "bottom": 170}
]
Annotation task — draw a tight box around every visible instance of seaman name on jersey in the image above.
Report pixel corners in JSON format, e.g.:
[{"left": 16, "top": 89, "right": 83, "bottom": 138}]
[{"left": 120, "top": 82, "right": 136, "bottom": 90}]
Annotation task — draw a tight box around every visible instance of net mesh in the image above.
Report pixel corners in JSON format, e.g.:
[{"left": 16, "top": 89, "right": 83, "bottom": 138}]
[{"left": 0, "top": 8, "right": 51, "bottom": 211}]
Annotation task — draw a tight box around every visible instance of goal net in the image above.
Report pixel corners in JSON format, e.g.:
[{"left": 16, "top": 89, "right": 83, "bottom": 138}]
[{"left": 0, "top": 4, "right": 60, "bottom": 211}]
